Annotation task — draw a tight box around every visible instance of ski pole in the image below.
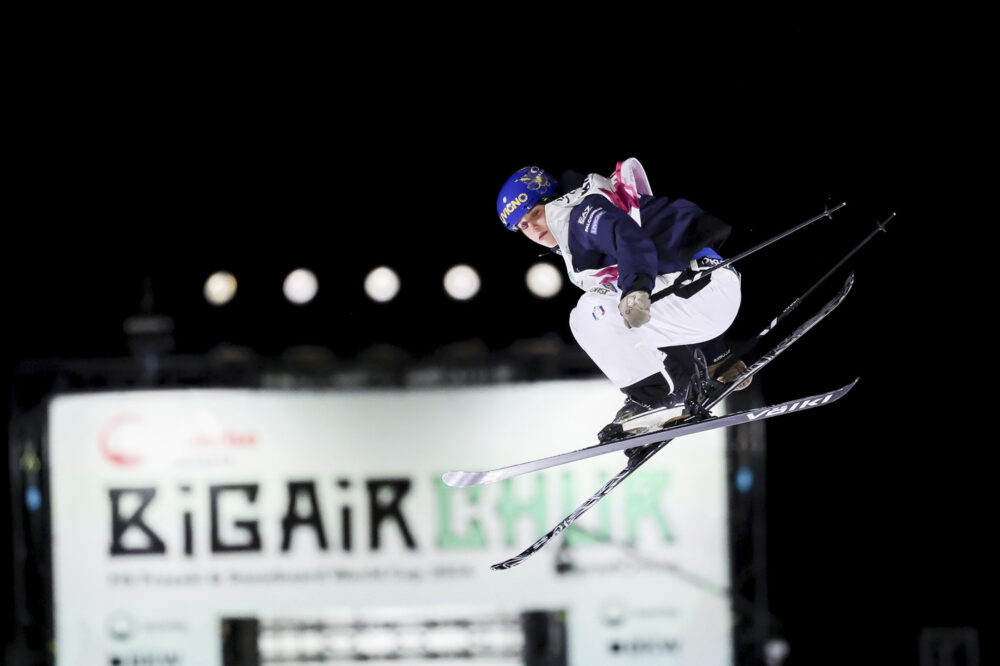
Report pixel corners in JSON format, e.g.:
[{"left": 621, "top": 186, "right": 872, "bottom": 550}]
[
  {"left": 753, "top": 212, "right": 895, "bottom": 338},
  {"left": 650, "top": 202, "right": 847, "bottom": 304},
  {"left": 719, "top": 212, "right": 896, "bottom": 375}
]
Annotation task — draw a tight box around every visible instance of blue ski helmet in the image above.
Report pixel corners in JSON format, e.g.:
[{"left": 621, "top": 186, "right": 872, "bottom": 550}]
[{"left": 496, "top": 166, "right": 557, "bottom": 230}]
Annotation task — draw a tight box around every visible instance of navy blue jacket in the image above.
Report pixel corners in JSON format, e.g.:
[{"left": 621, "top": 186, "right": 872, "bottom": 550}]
[{"left": 560, "top": 193, "right": 731, "bottom": 294}]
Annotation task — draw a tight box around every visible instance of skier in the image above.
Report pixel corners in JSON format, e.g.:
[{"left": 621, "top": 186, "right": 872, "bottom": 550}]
[{"left": 496, "top": 160, "right": 750, "bottom": 444}]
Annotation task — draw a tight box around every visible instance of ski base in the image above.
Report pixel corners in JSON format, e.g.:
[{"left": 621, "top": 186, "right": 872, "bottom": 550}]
[{"left": 443, "top": 379, "right": 857, "bottom": 488}]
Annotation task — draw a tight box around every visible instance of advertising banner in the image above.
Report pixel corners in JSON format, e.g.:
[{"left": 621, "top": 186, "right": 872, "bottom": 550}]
[{"left": 48, "top": 380, "right": 731, "bottom": 664}]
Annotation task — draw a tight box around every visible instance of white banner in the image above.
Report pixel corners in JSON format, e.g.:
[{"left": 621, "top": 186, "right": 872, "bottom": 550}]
[{"left": 48, "top": 380, "right": 731, "bottom": 665}]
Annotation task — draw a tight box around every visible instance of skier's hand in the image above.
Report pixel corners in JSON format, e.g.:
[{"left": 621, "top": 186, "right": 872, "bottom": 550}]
[{"left": 619, "top": 290, "right": 651, "bottom": 328}]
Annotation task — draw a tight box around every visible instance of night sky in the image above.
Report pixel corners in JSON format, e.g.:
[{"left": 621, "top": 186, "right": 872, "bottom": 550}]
[{"left": 4, "top": 21, "right": 988, "bottom": 665}]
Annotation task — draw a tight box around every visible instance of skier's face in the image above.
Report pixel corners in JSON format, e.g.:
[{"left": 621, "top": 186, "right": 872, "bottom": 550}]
[{"left": 517, "top": 204, "right": 557, "bottom": 248}]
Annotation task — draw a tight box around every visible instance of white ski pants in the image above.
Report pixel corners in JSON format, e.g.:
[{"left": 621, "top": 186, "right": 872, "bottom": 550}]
[{"left": 569, "top": 268, "right": 742, "bottom": 390}]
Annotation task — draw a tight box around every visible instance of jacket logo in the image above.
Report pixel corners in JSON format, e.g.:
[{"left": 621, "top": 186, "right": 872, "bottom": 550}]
[{"left": 586, "top": 210, "right": 604, "bottom": 235}]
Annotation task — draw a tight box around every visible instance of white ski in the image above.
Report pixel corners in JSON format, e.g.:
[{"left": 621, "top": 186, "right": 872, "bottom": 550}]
[{"left": 442, "top": 379, "right": 857, "bottom": 488}]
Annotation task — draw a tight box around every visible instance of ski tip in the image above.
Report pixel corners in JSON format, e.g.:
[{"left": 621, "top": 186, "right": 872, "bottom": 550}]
[
  {"left": 829, "top": 377, "right": 861, "bottom": 399},
  {"left": 490, "top": 559, "right": 518, "bottom": 571},
  {"left": 441, "top": 471, "right": 472, "bottom": 488}
]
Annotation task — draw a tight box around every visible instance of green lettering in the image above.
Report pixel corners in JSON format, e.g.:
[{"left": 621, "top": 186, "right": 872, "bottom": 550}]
[
  {"left": 562, "top": 470, "right": 612, "bottom": 546},
  {"left": 496, "top": 476, "right": 547, "bottom": 547},
  {"left": 625, "top": 470, "right": 674, "bottom": 544},
  {"left": 434, "top": 477, "right": 486, "bottom": 549}
]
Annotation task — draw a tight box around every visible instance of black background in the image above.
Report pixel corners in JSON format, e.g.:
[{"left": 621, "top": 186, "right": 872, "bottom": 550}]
[{"left": 4, "top": 18, "right": 989, "bottom": 665}]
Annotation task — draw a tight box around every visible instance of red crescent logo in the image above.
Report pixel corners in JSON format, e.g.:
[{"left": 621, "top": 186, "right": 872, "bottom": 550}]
[{"left": 98, "top": 413, "right": 145, "bottom": 467}]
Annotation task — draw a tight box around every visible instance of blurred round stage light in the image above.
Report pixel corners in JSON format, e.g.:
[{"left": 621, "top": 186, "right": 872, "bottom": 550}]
[
  {"left": 526, "top": 262, "right": 562, "bottom": 298},
  {"left": 443, "top": 264, "right": 480, "bottom": 301},
  {"left": 204, "top": 271, "right": 237, "bottom": 306},
  {"left": 364, "top": 266, "right": 400, "bottom": 303},
  {"left": 283, "top": 268, "right": 318, "bottom": 305},
  {"left": 764, "top": 638, "right": 790, "bottom": 666}
]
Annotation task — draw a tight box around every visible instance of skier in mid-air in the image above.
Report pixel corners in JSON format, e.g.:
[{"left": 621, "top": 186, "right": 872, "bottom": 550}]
[
  {"left": 496, "top": 159, "right": 750, "bottom": 444},
  {"left": 470, "top": 163, "right": 867, "bottom": 568}
]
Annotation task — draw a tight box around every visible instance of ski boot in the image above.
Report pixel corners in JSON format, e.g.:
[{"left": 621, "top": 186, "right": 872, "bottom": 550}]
[
  {"left": 697, "top": 333, "right": 752, "bottom": 396},
  {"left": 617, "top": 348, "right": 717, "bottom": 465},
  {"left": 597, "top": 389, "right": 690, "bottom": 445},
  {"left": 597, "top": 371, "right": 689, "bottom": 445},
  {"left": 708, "top": 354, "right": 752, "bottom": 391}
]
